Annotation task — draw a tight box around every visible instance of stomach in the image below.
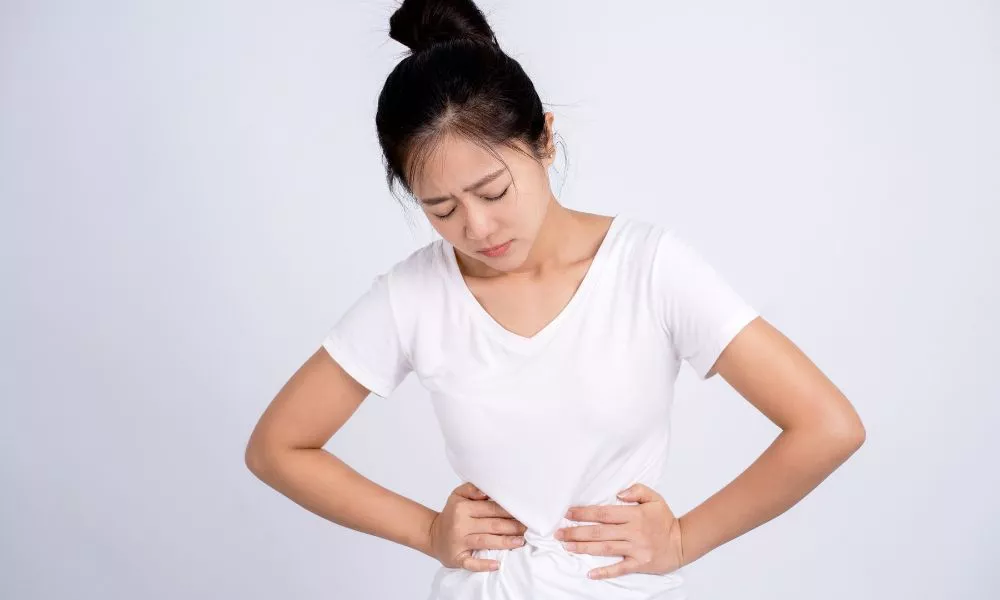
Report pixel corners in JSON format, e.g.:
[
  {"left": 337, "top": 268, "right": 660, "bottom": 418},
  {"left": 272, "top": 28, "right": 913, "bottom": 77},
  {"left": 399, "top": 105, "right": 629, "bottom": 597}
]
[{"left": 426, "top": 508, "right": 687, "bottom": 600}]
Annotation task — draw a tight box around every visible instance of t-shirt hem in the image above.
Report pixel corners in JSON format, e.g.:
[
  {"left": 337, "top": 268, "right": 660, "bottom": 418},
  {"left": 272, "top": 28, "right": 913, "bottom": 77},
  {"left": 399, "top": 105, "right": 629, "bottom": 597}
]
[
  {"left": 322, "top": 334, "right": 394, "bottom": 398},
  {"left": 690, "top": 307, "right": 760, "bottom": 380}
]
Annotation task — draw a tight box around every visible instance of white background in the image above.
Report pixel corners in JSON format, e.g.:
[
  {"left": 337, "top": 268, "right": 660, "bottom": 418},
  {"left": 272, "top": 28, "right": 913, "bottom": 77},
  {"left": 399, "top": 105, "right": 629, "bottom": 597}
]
[{"left": 3, "top": 1, "right": 998, "bottom": 598}]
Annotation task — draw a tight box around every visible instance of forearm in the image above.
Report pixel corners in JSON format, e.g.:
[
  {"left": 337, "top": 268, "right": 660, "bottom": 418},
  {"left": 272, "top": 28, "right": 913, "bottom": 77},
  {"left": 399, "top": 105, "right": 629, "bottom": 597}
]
[
  {"left": 677, "top": 426, "right": 863, "bottom": 567},
  {"left": 247, "top": 446, "right": 438, "bottom": 558}
]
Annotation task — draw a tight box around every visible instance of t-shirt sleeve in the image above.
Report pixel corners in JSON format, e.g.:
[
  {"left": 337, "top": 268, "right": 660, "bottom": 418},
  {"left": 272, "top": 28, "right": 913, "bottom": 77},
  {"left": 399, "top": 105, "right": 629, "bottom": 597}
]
[
  {"left": 321, "top": 271, "right": 412, "bottom": 397},
  {"left": 652, "top": 228, "right": 760, "bottom": 380}
]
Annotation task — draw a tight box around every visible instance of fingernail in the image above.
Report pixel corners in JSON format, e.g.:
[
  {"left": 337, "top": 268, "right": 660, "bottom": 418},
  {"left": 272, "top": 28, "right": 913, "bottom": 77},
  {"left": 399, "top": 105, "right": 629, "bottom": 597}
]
[{"left": 514, "top": 537, "right": 524, "bottom": 546}]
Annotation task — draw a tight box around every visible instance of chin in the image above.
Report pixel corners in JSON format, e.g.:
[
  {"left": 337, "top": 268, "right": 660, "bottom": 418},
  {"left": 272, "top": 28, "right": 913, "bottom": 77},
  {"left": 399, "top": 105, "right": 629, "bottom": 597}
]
[{"left": 492, "top": 253, "right": 528, "bottom": 272}]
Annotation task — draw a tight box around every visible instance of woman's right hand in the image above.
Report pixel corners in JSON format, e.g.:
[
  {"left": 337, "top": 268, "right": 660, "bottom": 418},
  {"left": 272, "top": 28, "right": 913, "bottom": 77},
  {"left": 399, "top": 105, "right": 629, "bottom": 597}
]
[{"left": 428, "top": 482, "right": 528, "bottom": 572}]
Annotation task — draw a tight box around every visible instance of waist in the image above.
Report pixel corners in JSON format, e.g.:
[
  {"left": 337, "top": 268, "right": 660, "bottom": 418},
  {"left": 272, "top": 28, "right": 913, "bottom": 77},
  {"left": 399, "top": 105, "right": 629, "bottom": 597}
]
[{"left": 428, "top": 514, "right": 687, "bottom": 600}]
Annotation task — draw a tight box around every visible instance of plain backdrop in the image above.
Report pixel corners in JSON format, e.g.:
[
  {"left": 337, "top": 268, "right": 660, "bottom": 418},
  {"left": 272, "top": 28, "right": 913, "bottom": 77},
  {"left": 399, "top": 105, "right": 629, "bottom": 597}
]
[{"left": 3, "top": 1, "right": 998, "bottom": 598}]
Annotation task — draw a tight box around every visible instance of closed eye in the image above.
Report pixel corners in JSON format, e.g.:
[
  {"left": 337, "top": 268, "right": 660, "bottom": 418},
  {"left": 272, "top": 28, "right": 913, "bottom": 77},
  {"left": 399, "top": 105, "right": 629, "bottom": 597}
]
[
  {"left": 434, "top": 185, "right": 509, "bottom": 220},
  {"left": 483, "top": 185, "right": 510, "bottom": 202}
]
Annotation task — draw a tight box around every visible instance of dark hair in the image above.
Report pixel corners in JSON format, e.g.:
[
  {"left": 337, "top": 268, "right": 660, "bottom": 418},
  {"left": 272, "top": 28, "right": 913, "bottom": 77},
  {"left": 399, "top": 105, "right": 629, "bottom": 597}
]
[{"left": 377, "top": 0, "right": 561, "bottom": 205}]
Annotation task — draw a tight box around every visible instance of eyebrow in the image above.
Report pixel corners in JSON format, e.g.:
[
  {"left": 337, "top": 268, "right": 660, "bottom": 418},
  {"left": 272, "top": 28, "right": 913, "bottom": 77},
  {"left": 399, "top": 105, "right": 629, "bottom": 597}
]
[{"left": 418, "top": 167, "right": 507, "bottom": 206}]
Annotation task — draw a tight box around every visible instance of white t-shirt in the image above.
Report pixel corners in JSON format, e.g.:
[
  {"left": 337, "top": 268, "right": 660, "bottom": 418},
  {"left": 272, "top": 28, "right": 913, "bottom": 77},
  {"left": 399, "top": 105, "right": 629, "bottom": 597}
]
[{"left": 322, "top": 213, "right": 759, "bottom": 600}]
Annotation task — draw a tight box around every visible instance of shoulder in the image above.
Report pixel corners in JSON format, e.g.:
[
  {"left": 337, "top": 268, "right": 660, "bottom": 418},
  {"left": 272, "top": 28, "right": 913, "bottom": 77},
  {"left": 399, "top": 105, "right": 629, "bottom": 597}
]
[
  {"left": 377, "top": 238, "right": 464, "bottom": 375},
  {"left": 613, "top": 214, "right": 668, "bottom": 247},
  {"left": 605, "top": 214, "right": 675, "bottom": 274},
  {"left": 613, "top": 215, "right": 716, "bottom": 272},
  {"left": 607, "top": 215, "right": 733, "bottom": 306},
  {"left": 379, "top": 237, "right": 454, "bottom": 319},
  {"left": 384, "top": 236, "right": 447, "bottom": 285}
]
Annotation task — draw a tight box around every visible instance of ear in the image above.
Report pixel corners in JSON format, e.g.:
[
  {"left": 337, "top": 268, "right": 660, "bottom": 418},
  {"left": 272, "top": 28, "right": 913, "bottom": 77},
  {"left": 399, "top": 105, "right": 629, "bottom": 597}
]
[{"left": 541, "top": 111, "right": 556, "bottom": 168}]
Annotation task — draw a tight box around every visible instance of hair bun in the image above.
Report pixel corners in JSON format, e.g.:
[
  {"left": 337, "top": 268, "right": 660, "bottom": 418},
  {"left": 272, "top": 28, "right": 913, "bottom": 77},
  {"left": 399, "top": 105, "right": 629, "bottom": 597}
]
[{"left": 388, "top": 0, "right": 498, "bottom": 53}]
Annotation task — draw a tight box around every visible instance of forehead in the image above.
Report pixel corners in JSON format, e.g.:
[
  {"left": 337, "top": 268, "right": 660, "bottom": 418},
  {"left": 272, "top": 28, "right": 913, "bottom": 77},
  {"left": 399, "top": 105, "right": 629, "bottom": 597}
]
[{"left": 409, "top": 135, "right": 514, "bottom": 198}]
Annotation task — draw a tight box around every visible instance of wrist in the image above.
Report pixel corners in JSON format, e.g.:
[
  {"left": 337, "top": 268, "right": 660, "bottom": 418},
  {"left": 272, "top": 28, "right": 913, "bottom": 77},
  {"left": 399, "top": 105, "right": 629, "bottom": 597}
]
[
  {"left": 417, "top": 510, "right": 440, "bottom": 559},
  {"left": 672, "top": 515, "right": 687, "bottom": 569}
]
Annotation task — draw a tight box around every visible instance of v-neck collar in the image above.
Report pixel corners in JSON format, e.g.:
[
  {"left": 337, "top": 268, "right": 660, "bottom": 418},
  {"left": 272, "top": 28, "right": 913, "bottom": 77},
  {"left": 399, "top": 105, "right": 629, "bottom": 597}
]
[{"left": 441, "top": 214, "right": 625, "bottom": 353}]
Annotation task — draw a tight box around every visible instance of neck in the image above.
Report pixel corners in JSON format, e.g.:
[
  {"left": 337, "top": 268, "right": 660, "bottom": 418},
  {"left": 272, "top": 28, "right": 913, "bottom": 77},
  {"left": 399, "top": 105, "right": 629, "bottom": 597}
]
[{"left": 513, "top": 201, "right": 582, "bottom": 275}]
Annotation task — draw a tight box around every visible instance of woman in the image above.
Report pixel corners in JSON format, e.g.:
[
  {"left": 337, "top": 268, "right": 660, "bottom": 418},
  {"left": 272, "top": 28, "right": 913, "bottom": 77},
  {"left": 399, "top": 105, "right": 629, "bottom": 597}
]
[{"left": 244, "top": 1, "right": 866, "bottom": 598}]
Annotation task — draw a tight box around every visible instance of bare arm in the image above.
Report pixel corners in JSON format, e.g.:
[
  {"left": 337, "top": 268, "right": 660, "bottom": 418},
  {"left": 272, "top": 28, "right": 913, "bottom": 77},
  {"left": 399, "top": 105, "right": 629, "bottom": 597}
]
[
  {"left": 244, "top": 348, "right": 438, "bottom": 557},
  {"left": 676, "top": 317, "right": 867, "bottom": 567}
]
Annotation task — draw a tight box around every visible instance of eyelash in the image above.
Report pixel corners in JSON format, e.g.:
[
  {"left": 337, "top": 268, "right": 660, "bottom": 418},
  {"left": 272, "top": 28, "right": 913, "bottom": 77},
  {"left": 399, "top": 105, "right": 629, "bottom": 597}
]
[{"left": 436, "top": 186, "right": 509, "bottom": 220}]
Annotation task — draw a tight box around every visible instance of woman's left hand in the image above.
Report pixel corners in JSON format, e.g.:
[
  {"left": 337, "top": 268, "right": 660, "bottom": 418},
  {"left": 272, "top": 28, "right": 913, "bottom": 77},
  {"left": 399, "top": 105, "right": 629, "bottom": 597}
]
[{"left": 554, "top": 483, "right": 685, "bottom": 580}]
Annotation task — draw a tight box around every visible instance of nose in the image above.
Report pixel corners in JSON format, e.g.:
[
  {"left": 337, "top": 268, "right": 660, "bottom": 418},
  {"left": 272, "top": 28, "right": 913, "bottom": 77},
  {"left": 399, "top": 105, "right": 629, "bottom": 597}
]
[{"left": 463, "top": 203, "right": 497, "bottom": 242}]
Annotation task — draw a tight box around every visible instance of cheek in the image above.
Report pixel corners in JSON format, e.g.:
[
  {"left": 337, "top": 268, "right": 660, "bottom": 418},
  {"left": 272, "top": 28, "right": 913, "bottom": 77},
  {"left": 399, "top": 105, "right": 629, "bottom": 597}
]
[
  {"left": 506, "top": 180, "right": 545, "bottom": 214},
  {"left": 515, "top": 170, "right": 551, "bottom": 206},
  {"left": 431, "top": 218, "right": 471, "bottom": 250},
  {"left": 432, "top": 220, "right": 459, "bottom": 240}
]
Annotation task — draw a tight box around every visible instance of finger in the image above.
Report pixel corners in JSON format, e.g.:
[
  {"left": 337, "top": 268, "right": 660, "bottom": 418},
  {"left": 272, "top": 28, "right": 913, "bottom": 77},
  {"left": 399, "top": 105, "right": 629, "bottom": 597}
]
[
  {"left": 562, "top": 539, "right": 631, "bottom": 557},
  {"left": 454, "top": 482, "right": 488, "bottom": 500},
  {"left": 588, "top": 557, "right": 640, "bottom": 580},
  {"left": 617, "top": 483, "right": 662, "bottom": 504},
  {"left": 461, "top": 557, "right": 500, "bottom": 572},
  {"left": 466, "top": 532, "right": 526, "bottom": 550},
  {"left": 566, "top": 504, "right": 632, "bottom": 524},
  {"left": 558, "top": 523, "right": 630, "bottom": 542},
  {"left": 469, "top": 517, "right": 528, "bottom": 536}
]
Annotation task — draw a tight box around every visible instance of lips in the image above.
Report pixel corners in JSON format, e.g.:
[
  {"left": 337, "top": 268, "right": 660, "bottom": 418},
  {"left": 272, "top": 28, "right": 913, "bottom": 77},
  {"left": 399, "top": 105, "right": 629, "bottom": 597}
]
[
  {"left": 480, "top": 241, "right": 510, "bottom": 252},
  {"left": 478, "top": 239, "right": 513, "bottom": 257}
]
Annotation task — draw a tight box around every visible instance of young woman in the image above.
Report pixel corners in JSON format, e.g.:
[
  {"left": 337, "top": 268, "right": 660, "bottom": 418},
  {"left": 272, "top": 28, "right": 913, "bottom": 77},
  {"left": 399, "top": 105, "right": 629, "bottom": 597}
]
[{"left": 245, "top": 1, "right": 866, "bottom": 598}]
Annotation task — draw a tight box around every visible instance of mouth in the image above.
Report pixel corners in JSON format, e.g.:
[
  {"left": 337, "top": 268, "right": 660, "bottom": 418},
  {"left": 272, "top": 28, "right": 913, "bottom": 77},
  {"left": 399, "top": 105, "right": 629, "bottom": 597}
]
[{"left": 477, "top": 239, "right": 513, "bottom": 257}]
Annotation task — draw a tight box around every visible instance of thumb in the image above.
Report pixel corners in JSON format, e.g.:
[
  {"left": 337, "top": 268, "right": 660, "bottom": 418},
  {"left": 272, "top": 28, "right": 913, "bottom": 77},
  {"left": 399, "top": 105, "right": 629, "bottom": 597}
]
[
  {"left": 455, "top": 482, "right": 488, "bottom": 500},
  {"left": 617, "top": 483, "right": 659, "bottom": 503}
]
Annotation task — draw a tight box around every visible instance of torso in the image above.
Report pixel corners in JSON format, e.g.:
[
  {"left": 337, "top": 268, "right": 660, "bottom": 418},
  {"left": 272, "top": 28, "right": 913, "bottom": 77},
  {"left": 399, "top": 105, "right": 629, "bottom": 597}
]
[
  {"left": 370, "top": 212, "right": 759, "bottom": 599},
  {"left": 409, "top": 213, "right": 688, "bottom": 599}
]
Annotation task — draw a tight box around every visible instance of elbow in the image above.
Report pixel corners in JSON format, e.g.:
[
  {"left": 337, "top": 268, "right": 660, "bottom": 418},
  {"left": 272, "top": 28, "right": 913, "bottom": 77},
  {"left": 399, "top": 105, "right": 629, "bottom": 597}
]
[
  {"left": 244, "top": 435, "right": 278, "bottom": 476},
  {"left": 840, "top": 423, "right": 866, "bottom": 454},
  {"left": 851, "top": 419, "right": 867, "bottom": 448},
  {"left": 244, "top": 441, "right": 265, "bottom": 475},
  {"left": 823, "top": 414, "right": 866, "bottom": 456}
]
